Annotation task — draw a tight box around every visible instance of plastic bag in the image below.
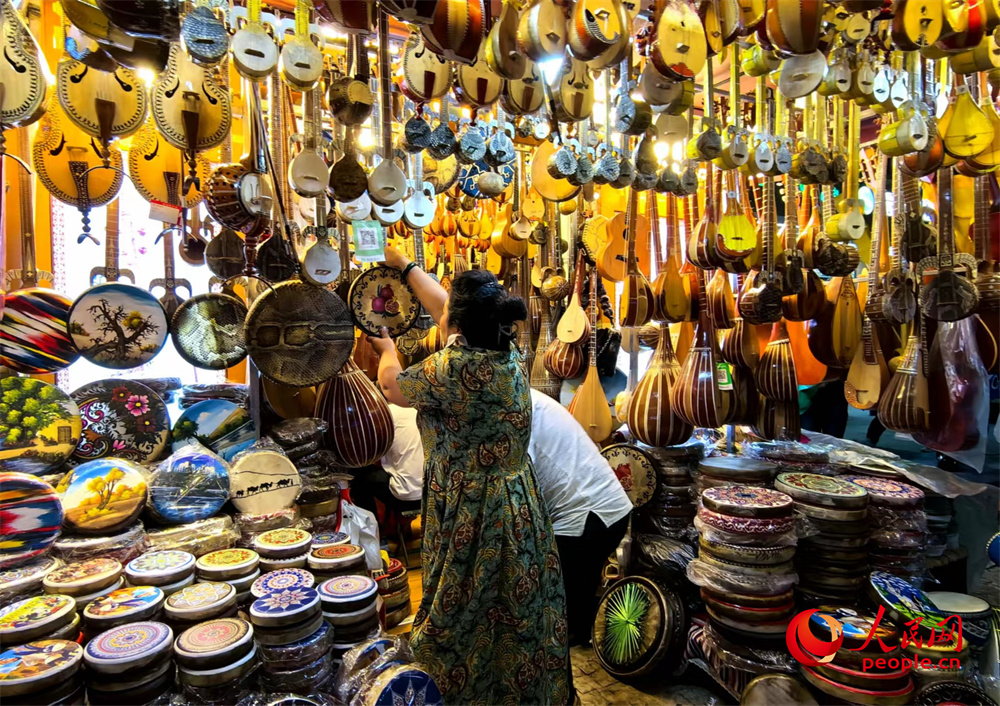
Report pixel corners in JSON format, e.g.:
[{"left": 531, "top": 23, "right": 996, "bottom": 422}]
[
  {"left": 258, "top": 620, "right": 334, "bottom": 672},
  {"left": 630, "top": 534, "right": 696, "bottom": 587},
  {"left": 259, "top": 653, "right": 335, "bottom": 694},
  {"left": 270, "top": 418, "right": 329, "bottom": 448},
  {"left": 147, "top": 442, "right": 230, "bottom": 525},
  {"left": 693, "top": 516, "right": 798, "bottom": 548},
  {"left": 145, "top": 515, "right": 238, "bottom": 556},
  {"left": 53, "top": 522, "right": 148, "bottom": 564},
  {"left": 235, "top": 506, "right": 302, "bottom": 534},
  {"left": 686, "top": 557, "right": 798, "bottom": 596},
  {"left": 340, "top": 495, "right": 382, "bottom": 571}
]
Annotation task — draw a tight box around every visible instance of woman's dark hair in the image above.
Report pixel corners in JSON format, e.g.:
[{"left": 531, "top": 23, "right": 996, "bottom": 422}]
[{"left": 448, "top": 270, "right": 527, "bottom": 351}]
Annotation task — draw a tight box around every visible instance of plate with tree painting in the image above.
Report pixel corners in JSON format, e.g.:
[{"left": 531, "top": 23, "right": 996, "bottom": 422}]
[
  {"left": 0, "top": 377, "right": 82, "bottom": 475},
  {"left": 57, "top": 459, "right": 148, "bottom": 535},
  {"left": 67, "top": 283, "right": 168, "bottom": 369},
  {"left": 70, "top": 380, "right": 170, "bottom": 464},
  {"left": 172, "top": 399, "right": 255, "bottom": 462}
]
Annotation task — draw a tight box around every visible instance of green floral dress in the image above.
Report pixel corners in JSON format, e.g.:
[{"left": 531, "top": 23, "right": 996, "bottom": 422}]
[{"left": 398, "top": 342, "right": 570, "bottom": 706}]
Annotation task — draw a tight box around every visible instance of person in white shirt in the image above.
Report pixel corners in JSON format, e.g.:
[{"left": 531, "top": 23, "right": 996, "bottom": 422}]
[
  {"left": 349, "top": 404, "right": 424, "bottom": 514},
  {"left": 379, "top": 386, "right": 633, "bottom": 645}
]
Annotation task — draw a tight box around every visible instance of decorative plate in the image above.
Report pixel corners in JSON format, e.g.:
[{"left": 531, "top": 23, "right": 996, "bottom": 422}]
[
  {"left": 0, "top": 555, "right": 62, "bottom": 594},
  {"left": 311, "top": 531, "right": 349, "bottom": 548},
  {"left": 196, "top": 549, "right": 259, "bottom": 577},
  {"left": 69, "top": 379, "right": 169, "bottom": 463},
  {"left": 57, "top": 459, "right": 147, "bottom": 535},
  {"left": 346, "top": 266, "right": 420, "bottom": 338},
  {"left": 0, "top": 473, "right": 63, "bottom": 569},
  {"left": 43, "top": 557, "right": 122, "bottom": 593},
  {"left": 592, "top": 576, "right": 670, "bottom": 679},
  {"left": 458, "top": 158, "right": 515, "bottom": 199},
  {"left": 697, "top": 507, "right": 795, "bottom": 535},
  {"left": 255, "top": 529, "right": 312, "bottom": 557},
  {"left": 148, "top": 449, "right": 230, "bottom": 524},
  {"left": 0, "top": 595, "right": 76, "bottom": 642},
  {"left": 175, "top": 618, "right": 252, "bottom": 657},
  {"left": 868, "top": 572, "right": 952, "bottom": 635},
  {"left": 0, "top": 289, "right": 80, "bottom": 374},
  {"left": 0, "top": 377, "right": 81, "bottom": 475},
  {"left": 251, "top": 569, "right": 315, "bottom": 599},
  {"left": 913, "top": 681, "right": 998, "bottom": 706},
  {"left": 67, "top": 282, "right": 169, "bottom": 369},
  {"left": 83, "top": 586, "right": 164, "bottom": 621},
  {"left": 365, "top": 664, "right": 445, "bottom": 706},
  {"left": 838, "top": 475, "right": 925, "bottom": 507},
  {"left": 600, "top": 444, "right": 655, "bottom": 508},
  {"left": 83, "top": 621, "right": 172, "bottom": 666},
  {"left": 126, "top": 551, "right": 195, "bottom": 585},
  {"left": 774, "top": 473, "right": 870, "bottom": 509},
  {"left": 701, "top": 486, "right": 793, "bottom": 519},
  {"left": 171, "top": 399, "right": 255, "bottom": 462},
  {"left": 310, "top": 544, "right": 365, "bottom": 568},
  {"left": 229, "top": 451, "right": 300, "bottom": 514},
  {"left": 0, "top": 640, "right": 83, "bottom": 695},
  {"left": 250, "top": 587, "right": 319, "bottom": 621},
  {"left": 698, "top": 456, "right": 777, "bottom": 482},
  {"left": 165, "top": 582, "right": 236, "bottom": 614},
  {"left": 318, "top": 575, "right": 377, "bottom": 603}
]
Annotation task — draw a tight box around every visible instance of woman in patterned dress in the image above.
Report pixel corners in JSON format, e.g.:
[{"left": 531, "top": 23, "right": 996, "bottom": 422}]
[{"left": 370, "top": 247, "right": 570, "bottom": 705}]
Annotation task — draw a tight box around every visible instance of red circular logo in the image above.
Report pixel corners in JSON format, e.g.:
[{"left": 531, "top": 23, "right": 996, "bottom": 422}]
[{"left": 786, "top": 609, "right": 844, "bottom": 667}]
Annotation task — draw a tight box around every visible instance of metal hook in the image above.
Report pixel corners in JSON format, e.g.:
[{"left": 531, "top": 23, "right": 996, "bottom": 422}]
[
  {"left": 81, "top": 162, "right": 135, "bottom": 188},
  {"left": 0, "top": 151, "right": 32, "bottom": 175},
  {"left": 155, "top": 224, "right": 183, "bottom": 245}
]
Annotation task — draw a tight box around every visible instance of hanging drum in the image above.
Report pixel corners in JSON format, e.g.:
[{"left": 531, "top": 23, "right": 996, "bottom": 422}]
[
  {"left": 346, "top": 266, "right": 420, "bottom": 338},
  {"left": 315, "top": 359, "right": 395, "bottom": 468},
  {"left": 420, "top": 0, "right": 485, "bottom": 65},
  {"left": 244, "top": 280, "right": 355, "bottom": 387},
  {"left": 171, "top": 292, "right": 249, "bottom": 370},
  {"left": 71, "top": 379, "right": 171, "bottom": 464},
  {"left": 68, "top": 283, "right": 169, "bottom": 370},
  {"left": 600, "top": 443, "right": 656, "bottom": 508}
]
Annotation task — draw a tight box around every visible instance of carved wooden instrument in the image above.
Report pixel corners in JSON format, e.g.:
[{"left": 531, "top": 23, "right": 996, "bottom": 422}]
[
  {"left": 400, "top": 31, "right": 452, "bottom": 103},
  {"left": 653, "top": 194, "right": 693, "bottom": 323},
  {"left": 368, "top": 10, "right": 408, "bottom": 209},
  {"left": 740, "top": 173, "right": 783, "bottom": 325},
  {"left": 150, "top": 223, "right": 192, "bottom": 320},
  {"left": 231, "top": 0, "right": 278, "bottom": 81},
  {"left": 569, "top": 269, "right": 613, "bottom": 443},
  {"left": 180, "top": 0, "right": 229, "bottom": 66},
  {"left": 619, "top": 186, "right": 653, "bottom": 327},
  {"left": 501, "top": 57, "right": 544, "bottom": 116},
  {"left": 765, "top": 0, "right": 823, "bottom": 55},
  {"left": 755, "top": 319, "right": 798, "bottom": 403},
  {"left": 569, "top": 0, "right": 622, "bottom": 62},
  {"left": 780, "top": 172, "right": 825, "bottom": 320},
  {"left": 315, "top": 357, "right": 395, "bottom": 467},
  {"left": 516, "top": 0, "right": 567, "bottom": 61},
  {"left": 973, "top": 173, "right": 999, "bottom": 372},
  {"left": 652, "top": 0, "right": 707, "bottom": 82},
  {"left": 485, "top": 0, "right": 525, "bottom": 79},
  {"left": 422, "top": 0, "right": 485, "bottom": 66},
  {"left": 455, "top": 42, "right": 503, "bottom": 108},
  {"left": 128, "top": 115, "right": 207, "bottom": 210},
  {"left": 627, "top": 321, "right": 693, "bottom": 447},
  {"left": 0, "top": 0, "right": 49, "bottom": 132},
  {"left": 557, "top": 250, "right": 589, "bottom": 344},
  {"left": 530, "top": 295, "right": 561, "bottom": 400},
  {"left": 279, "top": 0, "right": 323, "bottom": 90},
  {"left": 877, "top": 327, "right": 931, "bottom": 435},
  {"left": 721, "top": 277, "right": 760, "bottom": 369}
]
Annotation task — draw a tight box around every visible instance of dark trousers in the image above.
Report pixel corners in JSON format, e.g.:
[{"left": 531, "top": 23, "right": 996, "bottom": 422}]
[
  {"left": 350, "top": 465, "right": 397, "bottom": 516},
  {"left": 555, "top": 511, "right": 630, "bottom": 646}
]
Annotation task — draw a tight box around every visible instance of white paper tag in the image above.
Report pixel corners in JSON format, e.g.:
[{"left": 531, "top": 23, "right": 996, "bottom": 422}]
[
  {"left": 352, "top": 220, "right": 385, "bottom": 262},
  {"left": 149, "top": 200, "right": 182, "bottom": 225}
]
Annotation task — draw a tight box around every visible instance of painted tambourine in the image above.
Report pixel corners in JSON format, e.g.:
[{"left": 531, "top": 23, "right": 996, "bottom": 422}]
[
  {"left": 347, "top": 266, "right": 420, "bottom": 338},
  {"left": 71, "top": 379, "right": 170, "bottom": 464},
  {"left": 57, "top": 459, "right": 148, "bottom": 535},
  {"left": 838, "top": 475, "right": 925, "bottom": 508},
  {"left": 0, "top": 377, "right": 81, "bottom": 475},
  {"left": 171, "top": 291, "right": 249, "bottom": 370},
  {"left": 458, "top": 158, "right": 515, "bottom": 199},
  {"left": 600, "top": 443, "right": 655, "bottom": 508},
  {"left": 364, "top": 663, "right": 445, "bottom": 706},
  {"left": 67, "top": 282, "right": 169, "bottom": 369}
]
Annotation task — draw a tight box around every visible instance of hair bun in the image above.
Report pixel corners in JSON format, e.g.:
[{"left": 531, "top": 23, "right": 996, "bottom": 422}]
[{"left": 497, "top": 296, "right": 528, "bottom": 324}]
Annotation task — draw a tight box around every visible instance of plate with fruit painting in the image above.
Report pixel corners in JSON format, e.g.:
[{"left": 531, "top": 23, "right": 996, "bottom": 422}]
[{"left": 347, "top": 266, "right": 420, "bottom": 338}]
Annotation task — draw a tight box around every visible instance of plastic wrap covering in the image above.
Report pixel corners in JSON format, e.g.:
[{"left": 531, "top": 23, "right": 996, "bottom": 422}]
[
  {"left": 870, "top": 507, "right": 927, "bottom": 532},
  {"left": 259, "top": 620, "right": 334, "bottom": 671},
  {"left": 146, "top": 516, "right": 238, "bottom": 556},
  {"left": 334, "top": 636, "right": 413, "bottom": 705},
  {"left": 270, "top": 418, "right": 329, "bottom": 447},
  {"left": 693, "top": 517, "right": 798, "bottom": 547},
  {"left": 742, "top": 440, "right": 833, "bottom": 475},
  {"left": 147, "top": 442, "right": 231, "bottom": 525},
  {"left": 695, "top": 508, "right": 796, "bottom": 537},
  {"left": 235, "top": 693, "right": 341, "bottom": 706},
  {"left": 307, "top": 512, "right": 342, "bottom": 533},
  {"left": 634, "top": 512, "right": 698, "bottom": 540},
  {"left": 684, "top": 618, "right": 798, "bottom": 698},
  {"left": 236, "top": 507, "right": 303, "bottom": 534},
  {"left": 690, "top": 470, "right": 770, "bottom": 494},
  {"left": 297, "top": 477, "right": 343, "bottom": 507},
  {"left": 687, "top": 558, "right": 798, "bottom": 596},
  {"left": 179, "top": 383, "right": 249, "bottom": 408},
  {"left": 630, "top": 534, "right": 697, "bottom": 587},
  {"left": 0, "top": 556, "right": 63, "bottom": 608},
  {"left": 259, "top": 653, "right": 335, "bottom": 694},
  {"left": 181, "top": 659, "right": 258, "bottom": 704},
  {"left": 53, "top": 522, "right": 148, "bottom": 564}
]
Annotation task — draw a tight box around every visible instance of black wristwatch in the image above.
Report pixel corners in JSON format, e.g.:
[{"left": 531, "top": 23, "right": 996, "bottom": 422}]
[{"left": 401, "top": 262, "right": 419, "bottom": 280}]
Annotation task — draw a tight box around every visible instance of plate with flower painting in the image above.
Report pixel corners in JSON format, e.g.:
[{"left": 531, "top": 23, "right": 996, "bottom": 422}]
[
  {"left": 0, "top": 473, "right": 63, "bottom": 569},
  {"left": 57, "top": 459, "right": 148, "bottom": 535},
  {"left": 600, "top": 444, "right": 655, "bottom": 508},
  {"left": 70, "top": 379, "right": 169, "bottom": 464},
  {"left": 0, "top": 377, "right": 81, "bottom": 475}
]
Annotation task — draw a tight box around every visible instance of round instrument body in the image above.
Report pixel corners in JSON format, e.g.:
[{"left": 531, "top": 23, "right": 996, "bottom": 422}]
[
  {"left": 592, "top": 576, "right": 679, "bottom": 679},
  {"left": 173, "top": 618, "right": 254, "bottom": 669},
  {"left": 600, "top": 443, "right": 655, "bottom": 508},
  {"left": 838, "top": 475, "right": 925, "bottom": 508},
  {"left": 364, "top": 663, "right": 445, "bottom": 706},
  {"left": 125, "top": 551, "right": 196, "bottom": 587},
  {"left": 0, "top": 640, "right": 83, "bottom": 697},
  {"left": 0, "top": 377, "right": 81, "bottom": 475},
  {"left": 913, "top": 681, "right": 998, "bottom": 706},
  {"left": 774, "top": 472, "right": 871, "bottom": 509},
  {"left": 253, "top": 611, "right": 325, "bottom": 647},
  {"left": 0, "top": 556, "right": 62, "bottom": 597},
  {"left": 310, "top": 545, "right": 367, "bottom": 575},
  {"left": 42, "top": 557, "right": 122, "bottom": 597},
  {"left": 697, "top": 506, "right": 795, "bottom": 535},
  {"left": 312, "top": 531, "right": 350, "bottom": 548},
  {"left": 698, "top": 456, "right": 777, "bottom": 483},
  {"left": 318, "top": 575, "right": 378, "bottom": 614},
  {"left": 245, "top": 280, "right": 355, "bottom": 387},
  {"left": 171, "top": 292, "right": 249, "bottom": 370},
  {"left": 0, "top": 473, "right": 62, "bottom": 569},
  {"left": 148, "top": 449, "right": 230, "bottom": 525},
  {"left": 229, "top": 450, "right": 301, "bottom": 515},
  {"left": 58, "top": 458, "right": 148, "bottom": 535},
  {"left": 164, "top": 582, "right": 237, "bottom": 622},
  {"left": 868, "top": 572, "right": 951, "bottom": 634},
  {"left": 0, "top": 595, "right": 77, "bottom": 645},
  {"left": 83, "top": 585, "right": 165, "bottom": 627},
  {"left": 254, "top": 529, "right": 313, "bottom": 559},
  {"left": 0, "top": 288, "right": 79, "bottom": 374},
  {"left": 196, "top": 549, "right": 260, "bottom": 581},
  {"left": 177, "top": 640, "right": 258, "bottom": 687},
  {"left": 83, "top": 621, "right": 173, "bottom": 675},
  {"left": 701, "top": 486, "right": 794, "bottom": 519},
  {"left": 801, "top": 664, "right": 914, "bottom": 706},
  {"left": 741, "top": 674, "right": 817, "bottom": 706},
  {"left": 171, "top": 399, "right": 255, "bottom": 462},
  {"left": 70, "top": 379, "right": 169, "bottom": 464},
  {"left": 251, "top": 568, "right": 315, "bottom": 599},
  {"left": 249, "top": 586, "right": 320, "bottom": 627},
  {"left": 68, "top": 282, "right": 169, "bottom": 369},
  {"left": 347, "top": 266, "right": 420, "bottom": 337},
  {"left": 699, "top": 537, "right": 796, "bottom": 566}
]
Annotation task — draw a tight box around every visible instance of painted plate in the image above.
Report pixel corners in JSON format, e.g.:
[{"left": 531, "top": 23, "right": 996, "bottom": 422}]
[
  {"left": 0, "top": 473, "right": 63, "bottom": 569},
  {"left": 70, "top": 379, "right": 169, "bottom": 463},
  {"left": 148, "top": 449, "right": 229, "bottom": 524},
  {"left": 600, "top": 444, "right": 655, "bottom": 508},
  {"left": 592, "top": 577, "right": 670, "bottom": 679},
  {"left": 171, "top": 399, "right": 255, "bottom": 462},
  {"left": 42, "top": 557, "right": 122, "bottom": 594},
  {"left": 57, "top": 459, "right": 148, "bottom": 535},
  {"left": 251, "top": 569, "right": 315, "bottom": 599},
  {"left": 0, "top": 640, "right": 83, "bottom": 696},
  {"left": 83, "top": 621, "right": 172, "bottom": 667},
  {"left": 346, "top": 266, "right": 420, "bottom": 338},
  {"left": 365, "top": 664, "right": 444, "bottom": 706},
  {"left": 318, "top": 575, "right": 377, "bottom": 603},
  {"left": 311, "top": 531, "right": 350, "bottom": 548},
  {"left": 0, "top": 377, "right": 81, "bottom": 475},
  {"left": 701, "top": 486, "right": 794, "bottom": 519},
  {"left": 774, "top": 473, "right": 870, "bottom": 509},
  {"left": 838, "top": 475, "right": 925, "bottom": 507},
  {"left": 67, "top": 282, "right": 169, "bottom": 369},
  {"left": 229, "top": 450, "right": 300, "bottom": 514},
  {"left": 0, "top": 555, "right": 62, "bottom": 595},
  {"left": 83, "top": 586, "right": 164, "bottom": 622},
  {"left": 125, "top": 551, "right": 195, "bottom": 585},
  {"left": 0, "top": 289, "right": 80, "bottom": 374},
  {"left": 175, "top": 618, "right": 253, "bottom": 658}
]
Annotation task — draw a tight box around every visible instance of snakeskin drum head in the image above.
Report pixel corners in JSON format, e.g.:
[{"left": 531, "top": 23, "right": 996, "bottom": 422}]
[{"left": 171, "top": 292, "right": 248, "bottom": 370}]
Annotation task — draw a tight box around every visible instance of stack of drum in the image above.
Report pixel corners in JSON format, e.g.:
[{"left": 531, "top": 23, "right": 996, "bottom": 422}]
[
  {"left": 690, "top": 486, "right": 797, "bottom": 642},
  {"left": 253, "top": 528, "right": 313, "bottom": 572},
  {"left": 799, "top": 606, "right": 913, "bottom": 705},
  {"left": 163, "top": 581, "right": 239, "bottom": 631},
  {"left": 694, "top": 457, "right": 778, "bottom": 492},
  {"left": 84, "top": 621, "right": 175, "bottom": 703},
  {"left": 773, "top": 473, "right": 871, "bottom": 605},
  {"left": 634, "top": 445, "right": 703, "bottom": 540},
  {"left": 375, "top": 559, "right": 411, "bottom": 629},
  {"left": 42, "top": 557, "right": 124, "bottom": 611},
  {"left": 195, "top": 548, "right": 261, "bottom": 605},
  {"left": 124, "top": 550, "right": 196, "bottom": 596},
  {"left": 318, "top": 575, "right": 380, "bottom": 661},
  {"left": 0, "top": 556, "right": 63, "bottom": 610},
  {"left": 0, "top": 594, "right": 80, "bottom": 646},
  {"left": 841, "top": 476, "right": 927, "bottom": 578},
  {"left": 82, "top": 585, "right": 166, "bottom": 639},
  {"left": 308, "top": 544, "right": 367, "bottom": 582},
  {"left": 174, "top": 618, "right": 256, "bottom": 698},
  {"left": 268, "top": 418, "right": 343, "bottom": 523},
  {"left": 0, "top": 639, "right": 85, "bottom": 704}
]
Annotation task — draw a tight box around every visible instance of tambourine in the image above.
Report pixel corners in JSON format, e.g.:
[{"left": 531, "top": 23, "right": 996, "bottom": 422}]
[{"left": 347, "top": 266, "right": 420, "bottom": 338}]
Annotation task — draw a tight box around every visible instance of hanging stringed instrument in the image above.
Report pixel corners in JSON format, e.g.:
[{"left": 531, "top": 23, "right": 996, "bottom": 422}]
[
  {"left": 780, "top": 172, "right": 826, "bottom": 321},
  {"left": 569, "top": 269, "right": 613, "bottom": 443},
  {"left": 618, "top": 185, "right": 653, "bottom": 327},
  {"left": 557, "top": 251, "right": 589, "bottom": 344},
  {"left": 721, "top": 276, "right": 760, "bottom": 369},
  {"left": 973, "top": 173, "right": 999, "bottom": 372},
  {"left": 877, "top": 326, "right": 931, "bottom": 435},
  {"left": 316, "top": 358, "right": 395, "bottom": 468},
  {"left": 756, "top": 319, "right": 798, "bottom": 403},
  {"left": 627, "top": 320, "right": 693, "bottom": 447},
  {"left": 530, "top": 295, "right": 561, "bottom": 400},
  {"left": 653, "top": 194, "right": 692, "bottom": 323},
  {"left": 0, "top": 0, "right": 49, "bottom": 133}
]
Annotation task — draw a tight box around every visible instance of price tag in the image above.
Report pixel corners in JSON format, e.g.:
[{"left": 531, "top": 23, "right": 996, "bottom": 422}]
[
  {"left": 149, "top": 200, "right": 182, "bottom": 225},
  {"left": 351, "top": 220, "right": 385, "bottom": 262}
]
